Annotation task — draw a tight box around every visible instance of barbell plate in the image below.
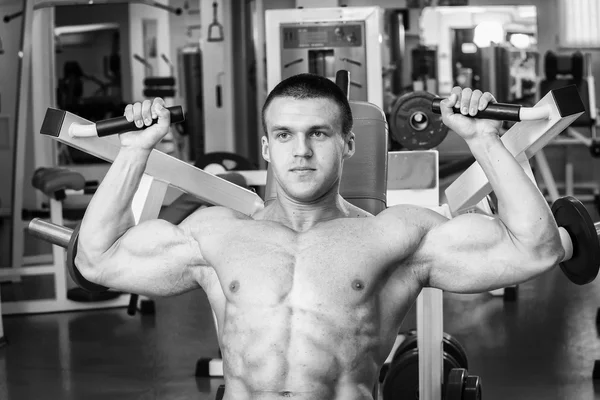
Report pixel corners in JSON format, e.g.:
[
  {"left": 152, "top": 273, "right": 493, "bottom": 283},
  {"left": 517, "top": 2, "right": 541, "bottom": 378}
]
[
  {"left": 463, "top": 375, "right": 483, "bottom": 400},
  {"left": 390, "top": 91, "right": 449, "bottom": 150},
  {"left": 445, "top": 368, "right": 467, "bottom": 400},
  {"left": 67, "top": 223, "right": 110, "bottom": 293},
  {"left": 391, "top": 330, "right": 469, "bottom": 370},
  {"left": 551, "top": 196, "right": 600, "bottom": 285},
  {"left": 382, "top": 349, "right": 419, "bottom": 400},
  {"left": 383, "top": 348, "right": 462, "bottom": 400},
  {"left": 443, "top": 333, "right": 469, "bottom": 371}
]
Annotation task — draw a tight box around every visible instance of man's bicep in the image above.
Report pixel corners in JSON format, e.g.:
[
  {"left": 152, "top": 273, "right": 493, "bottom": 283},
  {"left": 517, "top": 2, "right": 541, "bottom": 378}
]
[
  {"left": 414, "top": 213, "right": 523, "bottom": 294},
  {"left": 89, "top": 218, "right": 207, "bottom": 297}
]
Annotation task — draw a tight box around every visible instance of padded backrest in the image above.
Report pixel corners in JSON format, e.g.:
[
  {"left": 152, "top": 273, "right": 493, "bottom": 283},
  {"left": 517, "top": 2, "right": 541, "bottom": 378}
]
[{"left": 264, "top": 100, "right": 388, "bottom": 215}]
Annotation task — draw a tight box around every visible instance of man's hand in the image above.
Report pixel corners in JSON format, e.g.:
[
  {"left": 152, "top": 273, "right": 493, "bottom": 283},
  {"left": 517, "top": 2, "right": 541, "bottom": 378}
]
[
  {"left": 439, "top": 87, "right": 503, "bottom": 142},
  {"left": 119, "top": 98, "right": 171, "bottom": 150}
]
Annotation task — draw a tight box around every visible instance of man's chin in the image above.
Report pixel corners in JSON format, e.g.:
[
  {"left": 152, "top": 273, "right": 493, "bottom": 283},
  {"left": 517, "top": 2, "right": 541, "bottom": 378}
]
[{"left": 282, "top": 186, "right": 323, "bottom": 203}]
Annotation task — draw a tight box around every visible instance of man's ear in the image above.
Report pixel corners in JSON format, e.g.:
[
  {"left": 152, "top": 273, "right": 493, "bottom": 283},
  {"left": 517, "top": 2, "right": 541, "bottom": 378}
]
[
  {"left": 261, "top": 136, "right": 270, "bottom": 163},
  {"left": 343, "top": 131, "right": 355, "bottom": 160}
]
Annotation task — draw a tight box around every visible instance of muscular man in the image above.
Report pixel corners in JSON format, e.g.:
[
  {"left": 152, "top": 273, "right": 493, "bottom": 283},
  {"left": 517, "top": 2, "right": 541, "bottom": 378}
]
[{"left": 76, "top": 74, "right": 564, "bottom": 399}]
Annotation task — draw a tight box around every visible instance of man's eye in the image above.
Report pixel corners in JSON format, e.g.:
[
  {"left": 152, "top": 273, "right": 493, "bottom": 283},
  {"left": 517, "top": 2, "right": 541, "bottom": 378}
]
[
  {"left": 311, "top": 131, "right": 324, "bottom": 137},
  {"left": 277, "top": 132, "right": 289, "bottom": 139}
]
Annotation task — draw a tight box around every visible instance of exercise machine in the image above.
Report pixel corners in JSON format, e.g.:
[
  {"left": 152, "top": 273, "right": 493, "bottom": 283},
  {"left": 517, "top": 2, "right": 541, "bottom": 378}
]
[
  {"left": 2, "top": 0, "right": 181, "bottom": 318},
  {"left": 265, "top": 6, "right": 383, "bottom": 109},
  {"left": 538, "top": 51, "right": 600, "bottom": 205}
]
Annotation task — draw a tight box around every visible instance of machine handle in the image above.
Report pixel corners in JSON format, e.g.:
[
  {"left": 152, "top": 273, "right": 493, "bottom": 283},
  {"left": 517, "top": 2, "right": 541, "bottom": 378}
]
[
  {"left": 96, "top": 106, "right": 184, "bottom": 137},
  {"left": 68, "top": 106, "right": 185, "bottom": 138},
  {"left": 432, "top": 98, "right": 552, "bottom": 121},
  {"left": 432, "top": 98, "right": 523, "bottom": 121},
  {"left": 335, "top": 70, "right": 350, "bottom": 100}
]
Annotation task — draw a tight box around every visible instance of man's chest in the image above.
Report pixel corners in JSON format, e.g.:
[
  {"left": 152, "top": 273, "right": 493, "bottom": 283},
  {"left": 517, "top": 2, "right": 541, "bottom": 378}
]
[{"left": 201, "top": 221, "right": 398, "bottom": 306}]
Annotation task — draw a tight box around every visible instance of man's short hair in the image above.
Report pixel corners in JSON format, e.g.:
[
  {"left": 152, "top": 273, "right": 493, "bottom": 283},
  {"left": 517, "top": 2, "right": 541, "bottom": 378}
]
[{"left": 261, "top": 73, "right": 353, "bottom": 137}]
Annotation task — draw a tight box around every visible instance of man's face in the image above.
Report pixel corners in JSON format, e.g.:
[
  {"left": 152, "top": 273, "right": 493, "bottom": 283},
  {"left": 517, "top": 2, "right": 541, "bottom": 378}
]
[{"left": 262, "top": 96, "right": 354, "bottom": 203}]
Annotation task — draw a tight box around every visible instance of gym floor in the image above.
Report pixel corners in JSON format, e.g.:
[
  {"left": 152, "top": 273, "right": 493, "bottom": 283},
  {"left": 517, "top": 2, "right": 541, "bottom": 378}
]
[{"left": 1, "top": 205, "right": 600, "bottom": 400}]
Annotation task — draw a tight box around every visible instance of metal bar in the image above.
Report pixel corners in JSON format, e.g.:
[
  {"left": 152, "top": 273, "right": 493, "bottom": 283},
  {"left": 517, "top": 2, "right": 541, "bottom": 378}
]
[
  {"left": 1, "top": 295, "right": 129, "bottom": 315},
  {"left": 27, "top": 218, "right": 73, "bottom": 248},
  {"left": 0, "top": 265, "right": 60, "bottom": 277},
  {"left": 418, "top": 288, "right": 444, "bottom": 400},
  {"left": 41, "top": 109, "right": 264, "bottom": 216}
]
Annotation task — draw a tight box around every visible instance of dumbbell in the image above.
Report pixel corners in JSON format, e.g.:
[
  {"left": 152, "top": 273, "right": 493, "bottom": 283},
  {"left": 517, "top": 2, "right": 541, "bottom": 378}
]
[{"left": 26, "top": 218, "right": 108, "bottom": 293}]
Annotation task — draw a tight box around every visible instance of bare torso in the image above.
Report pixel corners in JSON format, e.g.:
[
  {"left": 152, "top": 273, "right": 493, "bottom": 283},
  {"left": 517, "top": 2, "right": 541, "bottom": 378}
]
[{"left": 195, "top": 202, "right": 425, "bottom": 400}]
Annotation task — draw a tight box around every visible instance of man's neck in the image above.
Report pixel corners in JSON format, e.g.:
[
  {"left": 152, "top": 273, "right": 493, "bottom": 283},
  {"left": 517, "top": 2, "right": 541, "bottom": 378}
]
[{"left": 267, "top": 189, "right": 349, "bottom": 232}]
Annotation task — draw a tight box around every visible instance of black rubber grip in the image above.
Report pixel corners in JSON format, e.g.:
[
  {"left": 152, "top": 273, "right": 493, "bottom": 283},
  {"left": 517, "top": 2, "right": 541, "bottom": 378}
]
[
  {"left": 95, "top": 106, "right": 185, "bottom": 137},
  {"left": 127, "top": 294, "right": 138, "bottom": 316},
  {"left": 335, "top": 70, "right": 350, "bottom": 99},
  {"left": 431, "top": 98, "right": 522, "bottom": 122}
]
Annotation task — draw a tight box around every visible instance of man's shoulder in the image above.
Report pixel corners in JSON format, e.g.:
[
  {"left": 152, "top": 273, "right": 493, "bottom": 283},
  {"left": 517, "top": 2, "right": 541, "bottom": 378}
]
[
  {"left": 187, "top": 205, "right": 253, "bottom": 224},
  {"left": 376, "top": 204, "right": 447, "bottom": 229}
]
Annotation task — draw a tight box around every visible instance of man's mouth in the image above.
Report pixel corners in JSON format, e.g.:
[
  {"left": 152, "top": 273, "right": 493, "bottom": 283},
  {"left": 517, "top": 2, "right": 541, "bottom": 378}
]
[{"left": 290, "top": 167, "right": 316, "bottom": 171}]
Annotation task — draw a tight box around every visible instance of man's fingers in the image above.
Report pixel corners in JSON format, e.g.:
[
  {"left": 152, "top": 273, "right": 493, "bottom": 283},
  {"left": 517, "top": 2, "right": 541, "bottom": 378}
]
[
  {"left": 479, "top": 92, "right": 497, "bottom": 110},
  {"left": 141, "top": 100, "right": 152, "bottom": 126},
  {"left": 124, "top": 104, "right": 133, "bottom": 122},
  {"left": 460, "top": 88, "right": 472, "bottom": 115},
  {"left": 451, "top": 86, "right": 462, "bottom": 109},
  {"left": 439, "top": 93, "right": 459, "bottom": 120},
  {"left": 132, "top": 102, "right": 143, "bottom": 128},
  {"left": 151, "top": 97, "right": 163, "bottom": 119},
  {"left": 441, "top": 92, "right": 458, "bottom": 108},
  {"left": 469, "top": 90, "right": 483, "bottom": 116}
]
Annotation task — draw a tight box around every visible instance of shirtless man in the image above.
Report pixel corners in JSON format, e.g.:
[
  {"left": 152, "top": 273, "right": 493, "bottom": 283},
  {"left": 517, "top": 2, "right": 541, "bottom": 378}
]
[{"left": 76, "top": 73, "right": 565, "bottom": 399}]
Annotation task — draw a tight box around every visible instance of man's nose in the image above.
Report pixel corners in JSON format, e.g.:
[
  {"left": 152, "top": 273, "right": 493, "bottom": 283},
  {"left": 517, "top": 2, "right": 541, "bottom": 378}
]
[{"left": 293, "top": 135, "right": 312, "bottom": 157}]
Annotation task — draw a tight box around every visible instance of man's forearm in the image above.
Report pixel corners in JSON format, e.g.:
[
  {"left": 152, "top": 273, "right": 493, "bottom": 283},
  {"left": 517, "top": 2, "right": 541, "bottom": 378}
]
[
  {"left": 79, "top": 147, "right": 151, "bottom": 257},
  {"left": 466, "top": 133, "right": 558, "bottom": 245}
]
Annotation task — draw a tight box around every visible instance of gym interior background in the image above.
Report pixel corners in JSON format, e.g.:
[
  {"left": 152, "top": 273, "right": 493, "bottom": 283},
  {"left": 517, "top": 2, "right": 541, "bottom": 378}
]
[{"left": 1, "top": 0, "right": 600, "bottom": 399}]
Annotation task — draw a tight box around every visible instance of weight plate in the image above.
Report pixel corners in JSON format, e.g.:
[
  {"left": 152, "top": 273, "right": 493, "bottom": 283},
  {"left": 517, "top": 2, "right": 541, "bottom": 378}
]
[
  {"left": 445, "top": 368, "right": 467, "bottom": 400},
  {"left": 463, "top": 375, "right": 482, "bottom": 400},
  {"left": 391, "top": 330, "right": 469, "bottom": 370},
  {"left": 444, "top": 333, "right": 470, "bottom": 371},
  {"left": 390, "top": 91, "right": 449, "bottom": 150},
  {"left": 382, "top": 349, "right": 419, "bottom": 400},
  {"left": 382, "top": 348, "right": 461, "bottom": 400},
  {"left": 551, "top": 196, "right": 600, "bottom": 285},
  {"left": 67, "top": 223, "right": 109, "bottom": 293}
]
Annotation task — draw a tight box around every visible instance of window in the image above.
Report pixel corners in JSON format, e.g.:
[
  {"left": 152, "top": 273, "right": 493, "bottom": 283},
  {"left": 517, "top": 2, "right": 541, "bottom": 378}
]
[{"left": 559, "top": 0, "right": 600, "bottom": 48}]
